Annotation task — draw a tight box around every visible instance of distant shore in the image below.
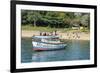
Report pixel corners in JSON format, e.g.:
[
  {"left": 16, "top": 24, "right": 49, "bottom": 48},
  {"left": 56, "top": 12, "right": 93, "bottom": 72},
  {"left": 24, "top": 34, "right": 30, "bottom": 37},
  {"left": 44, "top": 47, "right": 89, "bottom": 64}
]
[{"left": 22, "top": 30, "right": 90, "bottom": 40}]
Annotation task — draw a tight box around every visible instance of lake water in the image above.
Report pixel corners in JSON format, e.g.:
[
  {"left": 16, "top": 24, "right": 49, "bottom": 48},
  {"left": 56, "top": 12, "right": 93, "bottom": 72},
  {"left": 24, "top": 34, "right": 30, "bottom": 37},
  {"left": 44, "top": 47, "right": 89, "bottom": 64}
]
[{"left": 21, "top": 38, "right": 90, "bottom": 63}]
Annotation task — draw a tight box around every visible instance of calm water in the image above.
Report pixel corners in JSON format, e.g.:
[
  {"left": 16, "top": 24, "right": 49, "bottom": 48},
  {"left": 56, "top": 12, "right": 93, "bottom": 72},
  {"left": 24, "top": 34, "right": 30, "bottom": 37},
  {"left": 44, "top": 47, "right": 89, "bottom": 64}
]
[{"left": 21, "top": 38, "right": 90, "bottom": 63}]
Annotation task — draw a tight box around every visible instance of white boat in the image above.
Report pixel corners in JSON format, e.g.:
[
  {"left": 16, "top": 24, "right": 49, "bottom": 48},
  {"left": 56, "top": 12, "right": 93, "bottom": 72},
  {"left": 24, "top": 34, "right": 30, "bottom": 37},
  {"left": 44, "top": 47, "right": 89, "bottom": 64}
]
[{"left": 32, "top": 35, "right": 66, "bottom": 51}]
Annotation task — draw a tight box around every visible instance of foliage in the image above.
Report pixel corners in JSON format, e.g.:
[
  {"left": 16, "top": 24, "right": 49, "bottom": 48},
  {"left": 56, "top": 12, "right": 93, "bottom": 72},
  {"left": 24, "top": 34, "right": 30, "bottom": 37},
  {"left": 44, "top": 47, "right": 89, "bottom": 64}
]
[{"left": 21, "top": 10, "right": 90, "bottom": 29}]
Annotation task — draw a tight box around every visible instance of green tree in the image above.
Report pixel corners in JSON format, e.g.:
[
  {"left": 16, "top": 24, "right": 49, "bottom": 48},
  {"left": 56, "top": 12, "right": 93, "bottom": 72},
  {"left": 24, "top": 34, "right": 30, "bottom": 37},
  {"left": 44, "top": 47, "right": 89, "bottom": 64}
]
[{"left": 21, "top": 10, "right": 90, "bottom": 29}]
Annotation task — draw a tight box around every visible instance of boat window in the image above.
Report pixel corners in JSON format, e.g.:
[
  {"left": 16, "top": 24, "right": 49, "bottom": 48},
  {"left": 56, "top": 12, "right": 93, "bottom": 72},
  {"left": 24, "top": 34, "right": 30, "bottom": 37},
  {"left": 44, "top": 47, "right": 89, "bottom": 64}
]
[
  {"left": 32, "top": 38, "right": 41, "bottom": 42},
  {"left": 46, "top": 38, "right": 59, "bottom": 41}
]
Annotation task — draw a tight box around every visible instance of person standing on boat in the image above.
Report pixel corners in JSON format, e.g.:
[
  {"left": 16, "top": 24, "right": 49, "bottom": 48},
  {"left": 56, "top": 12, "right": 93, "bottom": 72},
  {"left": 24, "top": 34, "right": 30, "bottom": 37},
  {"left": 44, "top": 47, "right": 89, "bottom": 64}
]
[
  {"left": 43, "top": 32, "right": 46, "bottom": 36},
  {"left": 40, "top": 32, "right": 42, "bottom": 36},
  {"left": 54, "top": 30, "right": 57, "bottom": 35}
]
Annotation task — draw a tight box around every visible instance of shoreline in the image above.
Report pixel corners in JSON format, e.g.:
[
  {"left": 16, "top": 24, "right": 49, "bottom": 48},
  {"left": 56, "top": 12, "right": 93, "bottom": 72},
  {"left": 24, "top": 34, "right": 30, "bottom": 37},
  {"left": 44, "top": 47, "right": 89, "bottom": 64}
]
[{"left": 21, "top": 30, "right": 90, "bottom": 40}]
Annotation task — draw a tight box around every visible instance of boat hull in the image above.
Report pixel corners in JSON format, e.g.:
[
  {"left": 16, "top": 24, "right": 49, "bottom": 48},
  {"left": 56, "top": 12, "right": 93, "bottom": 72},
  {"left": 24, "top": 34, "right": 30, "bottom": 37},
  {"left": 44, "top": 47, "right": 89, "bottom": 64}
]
[{"left": 32, "top": 41, "right": 66, "bottom": 51}]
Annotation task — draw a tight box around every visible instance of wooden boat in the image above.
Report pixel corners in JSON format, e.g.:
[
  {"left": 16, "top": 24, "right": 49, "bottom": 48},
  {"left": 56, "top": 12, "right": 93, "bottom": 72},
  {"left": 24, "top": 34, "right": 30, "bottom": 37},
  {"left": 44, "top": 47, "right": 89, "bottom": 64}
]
[{"left": 32, "top": 35, "right": 66, "bottom": 51}]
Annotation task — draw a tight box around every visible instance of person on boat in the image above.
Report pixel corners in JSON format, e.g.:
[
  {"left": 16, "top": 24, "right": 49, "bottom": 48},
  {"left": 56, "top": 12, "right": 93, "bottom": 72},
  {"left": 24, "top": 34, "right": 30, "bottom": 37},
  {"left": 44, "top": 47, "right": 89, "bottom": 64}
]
[
  {"left": 54, "top": 30, "right": 57, "bottom": 35},
  {"left": 40, "top": 32, "right": 42, "bottom": 36},
  {"left": 43, "top": 32, "right": 46, "bottom": 36}
]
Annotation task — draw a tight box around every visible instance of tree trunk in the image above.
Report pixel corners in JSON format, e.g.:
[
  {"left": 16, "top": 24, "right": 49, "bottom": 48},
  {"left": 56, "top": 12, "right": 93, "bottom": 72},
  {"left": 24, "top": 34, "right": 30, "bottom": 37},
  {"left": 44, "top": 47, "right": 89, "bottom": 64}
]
[{"left": 33, "top": 19, "right": 36, "bottom": 27}]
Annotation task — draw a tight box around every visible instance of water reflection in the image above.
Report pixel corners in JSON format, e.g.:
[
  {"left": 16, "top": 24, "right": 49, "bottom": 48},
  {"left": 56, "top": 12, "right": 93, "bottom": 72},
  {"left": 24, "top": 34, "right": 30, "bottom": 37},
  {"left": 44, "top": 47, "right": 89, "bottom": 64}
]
[{"left": 32, "top": 49, "right": 67, "bottom": 62}]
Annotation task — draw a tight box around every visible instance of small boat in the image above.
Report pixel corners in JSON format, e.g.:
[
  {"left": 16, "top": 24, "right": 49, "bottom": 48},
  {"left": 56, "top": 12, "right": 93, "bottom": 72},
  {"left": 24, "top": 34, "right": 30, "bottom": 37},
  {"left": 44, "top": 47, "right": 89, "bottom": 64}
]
[{"left": 32, "top": 35, "right": 66, "bottom": 51}]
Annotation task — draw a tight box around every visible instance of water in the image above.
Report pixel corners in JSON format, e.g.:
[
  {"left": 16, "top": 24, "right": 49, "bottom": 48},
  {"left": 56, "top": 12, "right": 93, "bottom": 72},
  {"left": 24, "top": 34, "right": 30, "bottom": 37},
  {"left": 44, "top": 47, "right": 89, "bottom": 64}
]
[{"left": 21, "top": 38, "right": 90, "bottom": 63}]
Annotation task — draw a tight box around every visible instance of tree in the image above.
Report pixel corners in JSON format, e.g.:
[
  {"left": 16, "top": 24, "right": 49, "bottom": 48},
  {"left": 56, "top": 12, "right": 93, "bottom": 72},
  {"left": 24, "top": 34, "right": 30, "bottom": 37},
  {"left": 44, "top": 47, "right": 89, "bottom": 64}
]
[
  {"left": 21, "top": 10, "right": 90, "bottom": 29},
  {"left": 81, "top": 14, "right": 90, "bottom": 28},
  {"left": 27, "top": 11, "right": 40, "bottom": 26}
]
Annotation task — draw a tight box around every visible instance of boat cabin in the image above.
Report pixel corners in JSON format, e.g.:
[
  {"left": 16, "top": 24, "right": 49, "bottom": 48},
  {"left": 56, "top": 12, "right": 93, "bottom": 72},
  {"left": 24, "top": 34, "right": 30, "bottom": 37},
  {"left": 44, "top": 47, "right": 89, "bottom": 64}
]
[{"left": 32, "top": 36, "right": 60, "bottom": 43}]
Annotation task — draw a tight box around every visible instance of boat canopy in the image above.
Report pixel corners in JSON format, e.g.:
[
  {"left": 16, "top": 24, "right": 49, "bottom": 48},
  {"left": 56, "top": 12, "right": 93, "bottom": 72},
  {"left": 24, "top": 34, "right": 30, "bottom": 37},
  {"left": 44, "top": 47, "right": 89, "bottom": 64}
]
[{"left": 32, "top": 36, "right": 59, "bottom": 39}]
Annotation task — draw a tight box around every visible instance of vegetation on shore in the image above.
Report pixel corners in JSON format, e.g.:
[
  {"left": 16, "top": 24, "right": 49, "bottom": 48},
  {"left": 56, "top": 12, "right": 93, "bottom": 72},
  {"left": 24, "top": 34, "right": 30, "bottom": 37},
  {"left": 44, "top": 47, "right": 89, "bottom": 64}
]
[
  {"left": 22, "top": 25, "right": 89, "bottom": 33},
  {"left": 21, "top": 10, "right": 90, "bottom": 34}
]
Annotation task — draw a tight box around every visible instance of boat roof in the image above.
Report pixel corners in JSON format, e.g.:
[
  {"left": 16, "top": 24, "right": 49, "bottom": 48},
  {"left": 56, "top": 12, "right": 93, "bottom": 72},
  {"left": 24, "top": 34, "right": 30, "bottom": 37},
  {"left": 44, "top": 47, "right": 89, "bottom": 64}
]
[{"left": 32, "top": 36, "right": 59, "bottom": 39}]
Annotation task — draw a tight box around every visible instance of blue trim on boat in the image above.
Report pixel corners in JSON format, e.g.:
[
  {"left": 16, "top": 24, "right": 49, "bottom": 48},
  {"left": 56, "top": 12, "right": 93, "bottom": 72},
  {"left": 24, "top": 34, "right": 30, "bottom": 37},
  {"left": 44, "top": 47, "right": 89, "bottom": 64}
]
[{"left": 32, "top": 35, "right": 59, "bottom": 39}]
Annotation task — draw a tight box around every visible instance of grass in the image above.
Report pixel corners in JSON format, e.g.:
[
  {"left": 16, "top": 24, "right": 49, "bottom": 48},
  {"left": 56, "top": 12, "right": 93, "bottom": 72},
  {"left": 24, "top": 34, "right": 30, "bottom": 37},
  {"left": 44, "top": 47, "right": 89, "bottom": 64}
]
[
  {"left": 22, "top": 25, "right": 90, "bottom": 32},
  {"left": 80, "top": 28, "right": 90, "bottom": 32},
  {"left": 22, "top": 25, "right": 57, "bottom": 32}
]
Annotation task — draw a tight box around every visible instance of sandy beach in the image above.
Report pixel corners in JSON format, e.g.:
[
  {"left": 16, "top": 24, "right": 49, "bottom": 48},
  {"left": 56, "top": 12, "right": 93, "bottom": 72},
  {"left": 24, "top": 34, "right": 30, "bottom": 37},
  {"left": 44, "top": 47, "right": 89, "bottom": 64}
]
[{"left": 22, "top": 30, "right": 90, "bottom": 40}]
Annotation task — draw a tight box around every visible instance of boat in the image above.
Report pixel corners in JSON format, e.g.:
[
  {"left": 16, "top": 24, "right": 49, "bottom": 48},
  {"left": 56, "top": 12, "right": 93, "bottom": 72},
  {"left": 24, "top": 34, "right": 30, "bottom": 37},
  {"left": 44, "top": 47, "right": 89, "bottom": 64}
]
[{"left": 32, "top": 35, "right": 66, "bottom": 51}]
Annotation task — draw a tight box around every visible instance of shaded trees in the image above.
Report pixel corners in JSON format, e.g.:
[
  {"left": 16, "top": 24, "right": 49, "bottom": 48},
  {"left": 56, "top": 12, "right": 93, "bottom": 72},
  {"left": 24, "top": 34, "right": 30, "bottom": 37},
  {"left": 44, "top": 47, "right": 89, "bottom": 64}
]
[{"left": 21, "top": 10, "right": 90, "bottom": 29}]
